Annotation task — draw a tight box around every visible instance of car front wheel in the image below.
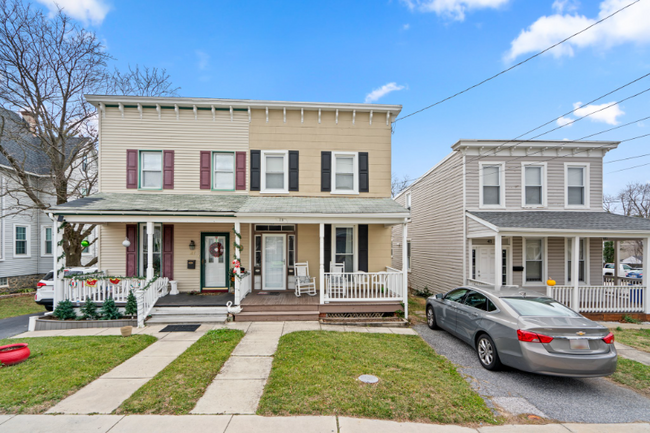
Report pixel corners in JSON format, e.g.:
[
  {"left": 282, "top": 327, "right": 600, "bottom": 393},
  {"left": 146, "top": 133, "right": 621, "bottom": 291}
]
[
  {"left": 476, "top": 334, "right": 502, "bottom": 371},
  {"left": 426, "top": 306, "right": 440, "bottom": 330}
]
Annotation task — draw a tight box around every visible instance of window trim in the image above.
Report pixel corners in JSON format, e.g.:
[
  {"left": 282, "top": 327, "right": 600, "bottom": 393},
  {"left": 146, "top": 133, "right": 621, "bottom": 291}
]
[
  {"left": 406, "top": 239, "right": 412, "bottom": 272},
  {"left": 331, "top": 151, "right": 359, "bottom": 195},
  {"left": 331, "top": 224, "right": 358, "bottom": 272},
  {"left": 138, "top": 150, "right": 163, "bottom": 191},
  {"left": 565, "top": 238, "right": 590, "bottom": 285},
  {"left": 521, "top": 162, "right": 547, "bottom": 208},
  {"left": 13, "top": 224, "right": 31, "bottom": 258},
  {"left": 261, "top": 150, "right": 289, "bottom": 194},
  {"left": 211, "top": 151, "right": 236, "bottom": 192},
  {"left": 564, "top": 162, "right": 590, "bottom": 209},
  {"left": 405, "top": 191, "right": 412, "bottom": 210},
  {"left": 479, "top": 161, "right": 506, "bottom": 209},
  {"left": 41, "top": 225, "right": 53, "bottom": 257},
  {"left": 0, "top": 277, "right": 7, "bottom": 288},
  {"left": 522, "top": 237, "right": 546, "bottom": 286}
]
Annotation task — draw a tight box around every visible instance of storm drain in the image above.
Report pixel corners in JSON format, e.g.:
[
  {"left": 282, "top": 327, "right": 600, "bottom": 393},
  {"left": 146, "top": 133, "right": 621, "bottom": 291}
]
[{"left": 160, "top": 324, "right": 201, "bottom": 332}]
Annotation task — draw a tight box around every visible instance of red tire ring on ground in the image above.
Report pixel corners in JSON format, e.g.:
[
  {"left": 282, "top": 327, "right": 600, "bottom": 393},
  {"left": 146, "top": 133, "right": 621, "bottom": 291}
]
[{"left": 0, "top": 343, "right": 30, "bottom": 366}]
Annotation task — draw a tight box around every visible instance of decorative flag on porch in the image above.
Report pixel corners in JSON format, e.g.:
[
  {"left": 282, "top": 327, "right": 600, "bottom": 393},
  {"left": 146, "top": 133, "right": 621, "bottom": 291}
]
[
  {"left": 86, "top": 279, "right": 98, "bottom": 287},
  {"left": 109, "top": 278, "right": 121, "bottom": 285}
]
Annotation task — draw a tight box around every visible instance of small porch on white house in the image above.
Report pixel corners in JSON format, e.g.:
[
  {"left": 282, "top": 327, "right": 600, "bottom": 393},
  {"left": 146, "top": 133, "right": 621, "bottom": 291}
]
[{"left": 466, "top": 211, "right": 650, "bottom": 317}]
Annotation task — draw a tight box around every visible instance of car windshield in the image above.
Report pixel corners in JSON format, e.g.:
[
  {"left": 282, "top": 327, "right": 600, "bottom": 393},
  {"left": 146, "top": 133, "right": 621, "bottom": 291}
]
[{"left": 502, "top": 297, "right": 581, "bottom": 317}]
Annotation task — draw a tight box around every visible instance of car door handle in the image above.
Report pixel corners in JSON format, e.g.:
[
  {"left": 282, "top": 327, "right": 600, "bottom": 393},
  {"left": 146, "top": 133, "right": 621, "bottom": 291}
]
[{"left": 471, "top": 312, "right": 479, "bottom": 317}]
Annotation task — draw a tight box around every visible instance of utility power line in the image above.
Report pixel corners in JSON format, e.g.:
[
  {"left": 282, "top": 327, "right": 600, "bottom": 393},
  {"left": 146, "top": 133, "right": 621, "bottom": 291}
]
[{"left": 606, "top": 153, "right": 650, "bottom": 164}]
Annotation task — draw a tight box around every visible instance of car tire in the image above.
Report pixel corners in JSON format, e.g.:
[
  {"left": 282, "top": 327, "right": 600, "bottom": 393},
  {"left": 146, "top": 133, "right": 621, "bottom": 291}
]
[
  {"left": 426, "top": 305, "right": 440, "bottom": 330},
  {"left": 476, "top": 334, "right": 502, "bottom": 371}
]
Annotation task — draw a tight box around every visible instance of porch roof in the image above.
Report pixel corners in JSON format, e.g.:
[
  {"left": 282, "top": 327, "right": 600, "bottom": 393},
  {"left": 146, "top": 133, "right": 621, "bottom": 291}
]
[{"left": 468, "top": 211, "right": 650, "bottom": 237}]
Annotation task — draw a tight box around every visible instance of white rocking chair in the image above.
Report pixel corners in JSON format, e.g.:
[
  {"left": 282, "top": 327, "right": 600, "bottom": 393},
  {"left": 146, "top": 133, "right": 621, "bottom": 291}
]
[
  {"left": 294, "top": 262, "right": 317, "bottom": 297},
  {"left": 328, "top": 262, "right": 347, "bottom": 297}
]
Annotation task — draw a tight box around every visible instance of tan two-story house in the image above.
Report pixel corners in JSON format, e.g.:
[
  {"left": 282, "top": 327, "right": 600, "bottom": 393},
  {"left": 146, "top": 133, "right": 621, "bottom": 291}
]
[
  {"left": 393, "top": 139, "right": 650, "bottom": 318},
  {"left": 50, "top": 95, "right": 409, "bottom": 322}
]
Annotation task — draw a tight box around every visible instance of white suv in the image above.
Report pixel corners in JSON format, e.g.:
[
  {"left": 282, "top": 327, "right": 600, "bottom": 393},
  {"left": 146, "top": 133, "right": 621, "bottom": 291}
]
[
  {"left": 602, "top": 263, "right": 633, "bottom": 277},
  {"left": 34, "top": 267, "right": 99, "bottom": 311}
]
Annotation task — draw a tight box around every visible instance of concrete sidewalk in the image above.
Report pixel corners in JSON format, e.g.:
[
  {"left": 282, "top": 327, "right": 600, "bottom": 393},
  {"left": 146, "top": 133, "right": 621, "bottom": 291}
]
[
  {"left": 615, "top": 342, "right": 650, "bottom": 366},
  {"left": 0, "top": 415, "right": 648, "bottom": 433}
]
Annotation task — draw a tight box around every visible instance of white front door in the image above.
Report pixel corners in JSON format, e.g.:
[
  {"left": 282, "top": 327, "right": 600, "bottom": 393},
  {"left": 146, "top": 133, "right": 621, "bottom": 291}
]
[
  {"left": 263, "top": 234, "right": 286, "bottom": 290},
  {"left": 203, "top": 234, "right": 228, "bottom": 290},
  {"left": 474, "top": 246, "right": 495, "bottom": 284}
]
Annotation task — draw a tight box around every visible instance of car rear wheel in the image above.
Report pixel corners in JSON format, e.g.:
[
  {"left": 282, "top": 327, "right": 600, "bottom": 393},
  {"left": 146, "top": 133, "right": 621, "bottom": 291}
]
[
  {"left": 476, "top": 334, "right": 502, "bottom": 371},
  {"left": 426, "top": 306, "right": 440, "bottom": 330}
]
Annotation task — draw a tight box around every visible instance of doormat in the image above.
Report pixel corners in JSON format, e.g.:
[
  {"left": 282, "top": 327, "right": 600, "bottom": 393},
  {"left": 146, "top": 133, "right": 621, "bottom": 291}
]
[
  {"left": 257, "top": 291, "right": 280, "bottom": 296},
  {"left": 160, "top": 324, "right": 201, "bottom": 332}
]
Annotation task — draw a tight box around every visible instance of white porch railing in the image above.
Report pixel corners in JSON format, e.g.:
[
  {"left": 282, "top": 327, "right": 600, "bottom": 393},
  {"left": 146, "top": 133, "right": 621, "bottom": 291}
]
[
  {"left": 63, "top": 277, "right": 147, "bottom": 303},
  {"left": 235, "top": 272, "right": 251, "bottom": 305},
  {"left": 548, "top": 285, "right": 648, "bottom": 314},
  {"left": 603, "top": 275, "right": 644, "bottom": 286},
  {"left": 323, "top": 270, "right": 403, "bottom": 302},
  {"left": 136, "top": 276, "right": 169, "bottom": 327}
]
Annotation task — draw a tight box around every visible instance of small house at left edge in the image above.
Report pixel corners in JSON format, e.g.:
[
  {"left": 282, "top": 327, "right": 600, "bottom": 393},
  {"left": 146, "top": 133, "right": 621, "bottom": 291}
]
[{"left": 49, "top": 95, "right": 410, "bottom": 323}]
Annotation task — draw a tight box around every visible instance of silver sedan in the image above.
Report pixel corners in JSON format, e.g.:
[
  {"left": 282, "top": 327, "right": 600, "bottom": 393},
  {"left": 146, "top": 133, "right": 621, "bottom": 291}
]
[{"left": 425, "top": 286, "right": 617, "bottom": 377}]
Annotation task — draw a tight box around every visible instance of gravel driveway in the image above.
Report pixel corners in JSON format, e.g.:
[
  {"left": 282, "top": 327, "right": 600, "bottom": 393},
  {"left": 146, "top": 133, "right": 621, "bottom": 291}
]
[{"left": 415, "top": 324, "right": 650, "bottom": 423}]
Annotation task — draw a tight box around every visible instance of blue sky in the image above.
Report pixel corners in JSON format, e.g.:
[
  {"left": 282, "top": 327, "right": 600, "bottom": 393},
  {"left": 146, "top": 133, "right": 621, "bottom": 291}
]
[{"left": 36, "top": 0, "right": 650, "bottom": 196}]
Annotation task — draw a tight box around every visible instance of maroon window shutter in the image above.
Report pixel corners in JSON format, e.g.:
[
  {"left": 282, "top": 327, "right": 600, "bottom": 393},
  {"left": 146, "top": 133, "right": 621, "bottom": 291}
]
[
  {"left": 200, "top": 151, "right": 211, "bottom": 189},
  {"left": 236, "top": 151, "right": 246, "bottom": 190},
  {"left": 126, "top": 150, "right": 138, "bottom": 189},
  {"left": 126, "top": 224, "right": 137, "bottom": 277},
  {"left": 162, "top": 225, "right": 174, "bottom": 280},
  {"left": 163, "top": 150, "right": 174, "bottom": 189}
]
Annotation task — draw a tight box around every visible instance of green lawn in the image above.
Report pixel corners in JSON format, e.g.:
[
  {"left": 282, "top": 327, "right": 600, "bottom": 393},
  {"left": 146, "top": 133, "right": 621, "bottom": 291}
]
[
  {"left": 408, "top": 294, "right": 427, "bottom": 324},
  {"left": 0, "top": 295, "right": 45, "bottom": 320},
  {"left": 117, "top": 329, "right": 244, "bottom": 414},
  {"left": 0, "top": 335, "right": 156, "bottom": 414},
  {"left": 613, "top": 328, "right": 650, "bottom": 353},
  {"left": 610, "top": 358, "right": 650, "bottom": 397},
  {"left": 258, "top": 331, "right": 498, "bottom": 425}
]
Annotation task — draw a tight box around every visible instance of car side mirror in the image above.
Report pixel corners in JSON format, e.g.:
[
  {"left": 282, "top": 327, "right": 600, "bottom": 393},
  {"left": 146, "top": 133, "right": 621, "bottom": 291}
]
[{"left": 434, "top": 293, "right": 443, "bottom": 299}]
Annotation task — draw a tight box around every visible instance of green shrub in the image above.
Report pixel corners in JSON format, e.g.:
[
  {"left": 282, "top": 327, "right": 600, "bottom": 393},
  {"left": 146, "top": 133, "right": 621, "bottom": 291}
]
[
  {"left": 80, "top": 296, "right": 99, "bottom": 320},
  {"left": 124, "top": 291, "right": 138, "bottom": 317},
  {"left": 414, "top": 286, "right": 433, "bottom": 298},
  {"left": 53, "top": 299, "right": 76, "bottom": 320},
  {"left": 623, "top": 315, "right": 642, "bottom": 324},
  {"left": 100, "top": 297, "right": 122, "bottom": 320}
]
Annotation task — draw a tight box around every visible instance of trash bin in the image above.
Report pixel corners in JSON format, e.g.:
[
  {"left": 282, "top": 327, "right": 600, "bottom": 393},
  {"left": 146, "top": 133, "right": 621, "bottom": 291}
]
[{"left": 169, "top": 280, "right": 179, "bottom": 295}]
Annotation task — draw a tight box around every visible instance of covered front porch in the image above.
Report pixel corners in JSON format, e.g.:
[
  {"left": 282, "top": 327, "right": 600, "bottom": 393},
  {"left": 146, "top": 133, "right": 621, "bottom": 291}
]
[{"left": 466, "top": 211, "right": 650, "bottom": 316}]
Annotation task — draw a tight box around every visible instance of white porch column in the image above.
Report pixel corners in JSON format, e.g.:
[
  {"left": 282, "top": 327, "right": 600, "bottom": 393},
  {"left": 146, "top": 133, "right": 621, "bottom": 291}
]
[
  {"left": 234, "top": 221, "right": 241, "bottom": 299},
  {"left": 52, "top": 216, "right": 62, "bottom": 309},
  {"left": 319, "top": 223, "right": 325, "bottom": 305},
  {"left": 467, "top": 238, "right": 473, "bottom": 285},
  {"left": 402, "top": 221, "right": 408, "bottom": 320},
  {"left": 494, "top": 234, "right": 502, "bottom": 291},
  {"left": 643, "top": 237, "right": 650, "bottom": 314},
  {"left": 614, "top": 239, "right": 621, "bottom": 285},
  {"left": 146, "top": 221, "right": 154, "bottom": 280},
  {"left": 571, "top": 236, "right": 580, "bottom": 311}
]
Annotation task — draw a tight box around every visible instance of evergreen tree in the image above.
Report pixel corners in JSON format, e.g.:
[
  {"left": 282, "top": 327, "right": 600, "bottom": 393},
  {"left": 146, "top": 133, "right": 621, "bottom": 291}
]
[
  {"left": 604, "top": 241, "right": 615, "bottom": 264},
  {"left": 80, "top": 296, "right": 99, "bottom": 320},
  {"left": 124, "top": 291, "right": 138, "bottom": 317},
  {"left": 100, "top": 297, "right": 122, "bottom": 320},
  {"left": 53, "top": 299, "right": 76, "bottom": 320}
]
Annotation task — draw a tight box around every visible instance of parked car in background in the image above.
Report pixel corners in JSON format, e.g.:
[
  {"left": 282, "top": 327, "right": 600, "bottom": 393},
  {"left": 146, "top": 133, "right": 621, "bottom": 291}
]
[
  {"left": 627, "top": 271, "right": 643, "bottom": 279},
  {"left": 34, "top": 267, "right": 99, "bottom": 311},
  {"left": 425, "top": 286, "right": 617, "bottom": 377},
  {"left": 603, "top": 263, "right": 634, "bottom": 277}
]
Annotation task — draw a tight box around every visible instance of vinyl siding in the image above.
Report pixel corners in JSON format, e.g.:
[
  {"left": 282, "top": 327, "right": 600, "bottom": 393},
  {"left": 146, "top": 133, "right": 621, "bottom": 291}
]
[
  {"left": 467, "top": 217, "right": 494, "bottom": 237},
  {"left": 590, "top": 238, "right": 603, "bottom": 285},
  {"left": 392, "top": 152, "right": 465, "bottom": 294},
  {"left": 465, "top": 156, "right": 603, "bottom": 211},
  {"left": 547, "top": 237, "right": 565, "bottom": 285}
]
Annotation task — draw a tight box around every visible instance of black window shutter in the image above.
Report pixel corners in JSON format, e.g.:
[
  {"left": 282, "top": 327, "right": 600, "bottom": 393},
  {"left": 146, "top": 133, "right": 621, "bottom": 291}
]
[
  {"left": 250, "top": 150, "right": 261, "bottom": 191},
  {"left": 289, "top": 150, "right": 299, "bottom": 191},
  {"left": 358, "top": 224, "right": 368, "bottom": 272},
  {"left": 359, "top": 152, "right": 369, "bottom": 193},
  {"left": 324, "top": 224, "right": 332, "bottom": 272},
  {"left": 321, "top": 151, "right": 331, "bottom": 192}
]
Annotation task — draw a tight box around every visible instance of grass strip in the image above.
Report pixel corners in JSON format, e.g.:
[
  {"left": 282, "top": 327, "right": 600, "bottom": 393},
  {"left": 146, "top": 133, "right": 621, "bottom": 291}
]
[
  {"left": 117, "top": 329, "right": 244, "bottom": 414},
  {"left": 0, "top": 335, "right": 156, "bottom": 413},
  {"left": 258, "top": 331, "right": 498, "bottom": 425},
  {"left": 613, "top": 328, "right": 650, "bottom": 353},
  {"left": 0, "top": 295, "right": 45, "bottom": 320},
  {"left": 610, "top": 358, "right": 650, "bottom": 397}
]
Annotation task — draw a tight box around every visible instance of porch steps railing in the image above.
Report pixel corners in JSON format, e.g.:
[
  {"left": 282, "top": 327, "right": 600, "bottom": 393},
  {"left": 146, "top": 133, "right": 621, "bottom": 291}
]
[
  {"left": 136, "top": 276, "right": 169, "bottom": 327},
  {"left": 324, "top": 270, "right": 403, "bottom": 303},
  {"left": 234, "top": 272, "right": 251, "bottom": 305}
]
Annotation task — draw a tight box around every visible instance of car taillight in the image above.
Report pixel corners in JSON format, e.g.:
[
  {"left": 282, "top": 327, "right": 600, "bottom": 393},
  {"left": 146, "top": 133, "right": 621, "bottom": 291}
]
[
  {"left": 34, "top": 294, "right": 37, "bottom": 301},
  {"left": 602, "top": 332, "right": 615, "bottom": 344},
  {"left": 37, "top": 282, "right": 46, "bottom": 287},
  {"left": 517, "top": 329, "right": 554, "bottom": 344}
]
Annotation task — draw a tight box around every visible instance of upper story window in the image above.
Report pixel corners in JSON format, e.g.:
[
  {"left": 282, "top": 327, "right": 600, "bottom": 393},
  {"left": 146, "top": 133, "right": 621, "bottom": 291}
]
[
  {"left": 523, "top": 163, "right": 545, "bottom": 207},
  {"left": 140, "top": 151, "right": 162, "bottom": 190},
  {"left": 479, "top": 162, "right": 504, "bottom": 208},
  {"left": 565, "top": 163, "right": 589, "bottom": 208},
  {"left": 261, "top": 150, "right": 288, "bottom": 193},
  {"left": 213, "top": 152, "right": 235, "bottom": 191},
  {"left": 14, "top": 224, "right": 30, "bottom": 257},
  {"left": 332, "top": 152, "right": 358, "bottom": 194},
  {"left": 42, "top": 226, "right": 53, "bottom": 256}
]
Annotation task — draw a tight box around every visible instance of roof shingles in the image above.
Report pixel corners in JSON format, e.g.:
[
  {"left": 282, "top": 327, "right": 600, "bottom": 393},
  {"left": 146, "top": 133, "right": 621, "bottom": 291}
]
[{"left": 469, "top": 211, "right": 650, "bottom": 232}]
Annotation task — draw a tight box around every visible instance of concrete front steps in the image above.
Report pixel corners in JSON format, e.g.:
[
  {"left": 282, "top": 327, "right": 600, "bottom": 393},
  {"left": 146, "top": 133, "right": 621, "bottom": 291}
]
[
  {"left": 234, "top": 304, "right": 320, "bottom": 322},
  {"left": 146, "top": 306, "right": 229, "bottom": 324}
]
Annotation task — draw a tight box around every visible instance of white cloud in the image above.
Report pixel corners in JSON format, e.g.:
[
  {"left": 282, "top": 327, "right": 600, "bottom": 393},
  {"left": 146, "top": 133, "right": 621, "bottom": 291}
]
[
  {"left": 364, "top": 82, "right": 405, "bottom": 103},
  {"left": 552, "top": 0, "right": 579, "bottom": 14},
  {"left": 195, "top": 50, "right": 210, "bottom": 71},
  {"left": 401, "top": 0, "right": 510, "bottom": 21},
  {"left": 36, "top": 0, "right": 110, "bottom": 26},
  {"left": 557, "top": 116, "right": 574, "bottom": 127},
  {"left": 403, "top": 23, "right": 411, "bottom": 30},
  {"left": 506, "top": 0, "right": 650, "bottom": 61},
  {"left": 572, "top": 101, "right": 624, "bottom": 125}
]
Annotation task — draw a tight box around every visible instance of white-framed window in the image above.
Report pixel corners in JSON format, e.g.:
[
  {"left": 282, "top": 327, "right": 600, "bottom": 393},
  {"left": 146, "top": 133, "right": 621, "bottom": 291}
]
[
  {"left": 139, "top": 224, "right": 162, "bottom": 276},
  {"left": 0, "top": 277, "right": 7, "bottom": 287},
  {"left": 565, "top": 163, "right": 590, "bottom": 208},
  {"left": 522, "top": 163, "right": 546, "bottom": 208},
  {"left": 523, "top": 238, "right": 544, "bottom": 284},
  {"left": 567, "top": 238, "right": 588, "bottom": 283},
  {"left": 213, "top": 152, "right": 235, "bottom": 191},
  {"left": 140, "top": 151, "right": 163, "bottom": 190},
  {"left": 332, "top": 225, "right": 357, "bottom": 272},
  {"left": 41, "top": 226, "right": 53, "bottom": 256},
  {"left": 479, "top": 162, "right": 505, "bottom": 208},
  {"left": 261, "top": 150, "right": 288, "bottom": 193},
  {"left": 405, "top": 192, "right": 412, "bottom": 209},
  {"left": 407, "top": 240, "right": 412, "bottom": 272},
  {"left": 331, "top": 151, "right": 359, "bottom": 194},
  {"left": 13, "top": 224, "right": 30, "bottom": 258}
]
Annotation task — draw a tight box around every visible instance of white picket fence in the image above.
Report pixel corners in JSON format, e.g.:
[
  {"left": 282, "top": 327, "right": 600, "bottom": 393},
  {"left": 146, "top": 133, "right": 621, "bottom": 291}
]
[
  {"left": 136, "top": 276, "right": 169, "bottom": 327},
  {"left": 63, "top": 277, "right": 147, "bottom": 303},
  {"left": 323, "top": 270, "right": 403, "bottom": 302},
  {"left": 548, "top": 285, "right": 647, "bottom": 313},
  {"left": 234, "top": 272, "right": 251, "bottom": 305}
]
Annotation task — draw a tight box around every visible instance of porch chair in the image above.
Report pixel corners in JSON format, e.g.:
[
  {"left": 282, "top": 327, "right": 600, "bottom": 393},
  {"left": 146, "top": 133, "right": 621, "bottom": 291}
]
[
  {"left": 294, "top": 262, "right": 317, "bottom": 297},
  {"left": 328, "top": 262, "right": 347, "bottom": 298}
]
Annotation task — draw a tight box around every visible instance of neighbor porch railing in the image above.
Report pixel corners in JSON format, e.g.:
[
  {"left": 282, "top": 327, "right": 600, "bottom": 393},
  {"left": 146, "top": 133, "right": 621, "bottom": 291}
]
[
  {"left": 234, "top": 272, "right": 251, "bottom": 305},
  {"left": 63, "top": 276, "right": 147, "bottom": 303},
  {"left": 547, "top": 284, "right": 648, "bottom": 314},
  {"left": 136, "top": 276, "right": 169, "bottom": 327},
  {"left": 323, "top": 269, "right": 403, "bottom": 302}
]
